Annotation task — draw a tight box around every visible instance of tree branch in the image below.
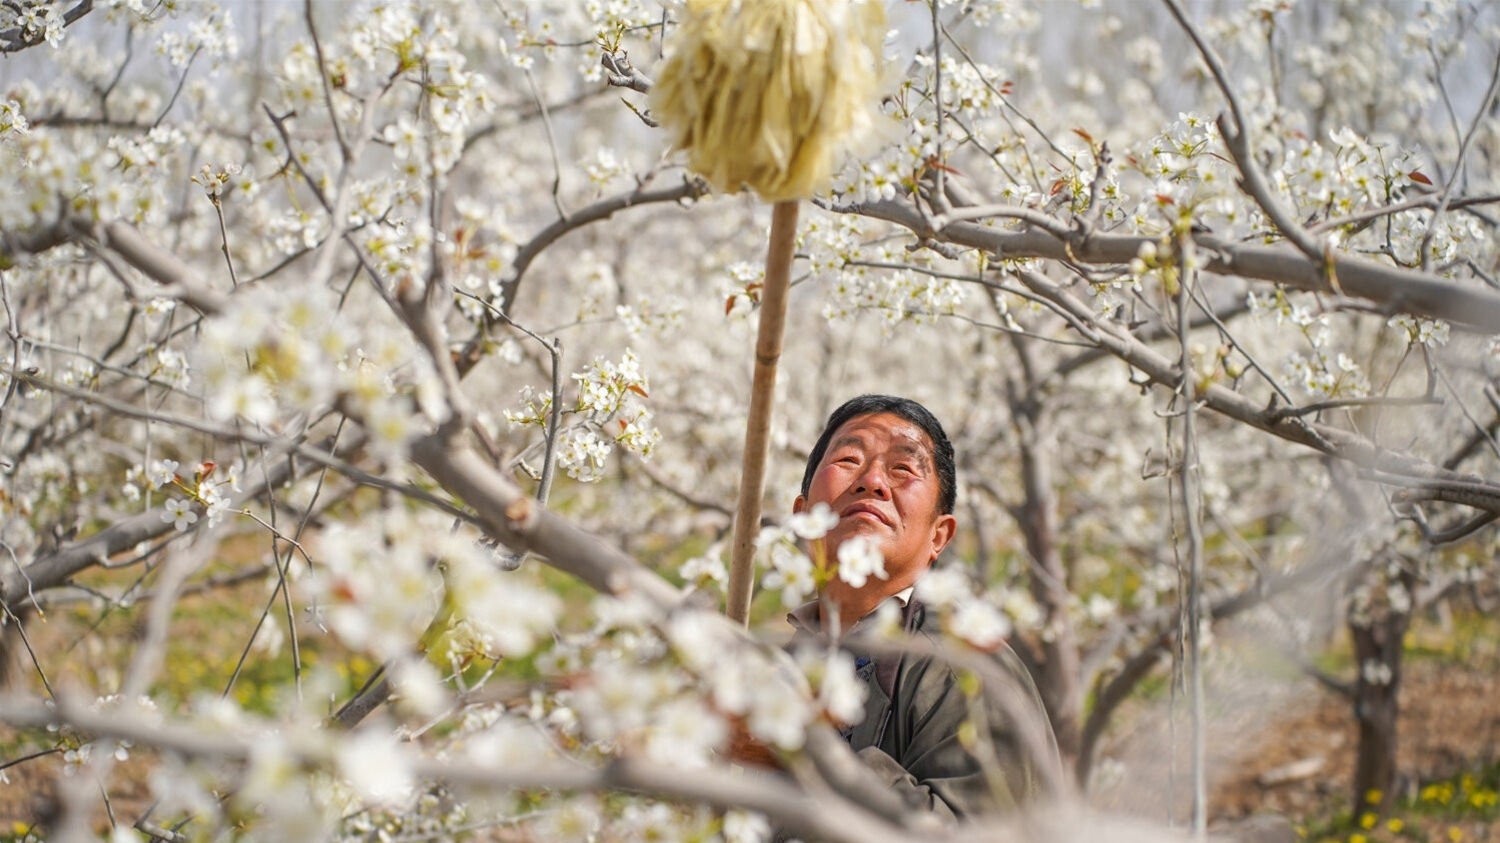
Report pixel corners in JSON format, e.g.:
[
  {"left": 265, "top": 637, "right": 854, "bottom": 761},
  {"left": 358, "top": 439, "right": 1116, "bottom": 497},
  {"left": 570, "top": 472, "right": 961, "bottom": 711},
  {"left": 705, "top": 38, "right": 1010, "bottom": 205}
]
[{"left": 837, "top": 196, "right": 1500, "bottom": 333}]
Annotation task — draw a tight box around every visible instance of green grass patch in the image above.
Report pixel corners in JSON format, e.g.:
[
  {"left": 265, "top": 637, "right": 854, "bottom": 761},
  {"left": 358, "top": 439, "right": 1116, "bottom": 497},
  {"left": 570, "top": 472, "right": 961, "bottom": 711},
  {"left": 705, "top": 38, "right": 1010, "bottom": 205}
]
[{"left": 1302, "top": 760, "right": 1500, "bottom": 843}]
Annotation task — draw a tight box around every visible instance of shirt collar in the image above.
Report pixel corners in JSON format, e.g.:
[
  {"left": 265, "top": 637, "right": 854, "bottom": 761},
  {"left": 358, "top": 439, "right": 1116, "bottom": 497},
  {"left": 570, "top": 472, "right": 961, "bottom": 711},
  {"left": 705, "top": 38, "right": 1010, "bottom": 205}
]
[{"left": 787, "top": 586, "right": 917, "bottom": 634}]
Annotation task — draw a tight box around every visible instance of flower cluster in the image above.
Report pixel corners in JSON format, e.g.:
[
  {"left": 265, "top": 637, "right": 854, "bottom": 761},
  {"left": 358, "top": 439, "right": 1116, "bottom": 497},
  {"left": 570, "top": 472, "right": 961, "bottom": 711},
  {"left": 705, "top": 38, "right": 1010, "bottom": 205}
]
[
  {"left": 305, "top": 506, "right": 561, "bottom": 670},
  {"left": 1248, "top": 288, "right": 1371, "bottom": 400},
  {"left": 756, "top": 503, "right": 842, "bottom": 607},
  {"left": 1388, "top": 314, "right": 1451, "bottom": 348},
  {"left": 3, "top": 1, "right": 64, "bottom": 49},
  {"left": 194, "top": 284, "right": 436, "bottom": 462},
  {"left": 823, "top": 266, "right": 968, "bottom": 329},
  {"left": 503, "top": 350, "right": 660, "bottom": 482},
  {"left": 679, "top": 542, "right": 728, "bottom": 592},
  {"left": 154, "top": 3, "right": 240, "bottom": 70},
  {"left": 124, "top": 457, "right": 242, "bottom": 531},
  {"left": 616, "top": 298, "right": 686, "bottom": 341},
  {"left": 0, "top": 99, "right": 28, "bottom": 140}
]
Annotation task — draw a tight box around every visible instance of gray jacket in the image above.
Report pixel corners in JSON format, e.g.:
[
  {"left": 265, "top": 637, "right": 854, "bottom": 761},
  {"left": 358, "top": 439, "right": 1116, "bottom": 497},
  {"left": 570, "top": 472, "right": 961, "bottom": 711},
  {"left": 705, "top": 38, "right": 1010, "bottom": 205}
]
[{"left": 788, "top": 598, "right": 1059, "bottom": 821}]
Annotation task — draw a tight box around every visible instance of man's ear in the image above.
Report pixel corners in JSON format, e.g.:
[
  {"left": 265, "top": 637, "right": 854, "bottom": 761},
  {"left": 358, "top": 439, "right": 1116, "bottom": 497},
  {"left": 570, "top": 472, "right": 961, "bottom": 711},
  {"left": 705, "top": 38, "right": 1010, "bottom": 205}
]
[
  {"left": 792, "top": 494, "right": 806, "bottom": 514},
  {"left": 929, "top": 513, "right": 958, "bottom": 562}
]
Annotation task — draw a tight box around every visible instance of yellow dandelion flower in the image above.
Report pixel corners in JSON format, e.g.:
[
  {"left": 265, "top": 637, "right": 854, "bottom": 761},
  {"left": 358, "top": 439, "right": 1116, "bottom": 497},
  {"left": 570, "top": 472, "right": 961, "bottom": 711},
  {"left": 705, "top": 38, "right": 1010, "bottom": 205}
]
[
  {"left": 1365, "top": 789, "right": 1383, "bottom": 805},
  {"left": 1358, "top": 813, "right": 1376, "bottom": 830},
  {"left": 1349, "top": 833, "right": 1367, "bottom": 843},
  {"left": 1447, "top": 825, "right": 1464, "bottom": 842},
  {"left": 651, "top": 0, "right": 887, "bottom": 202},
  {"left": 1385, "top": 818, "right": 1403, "bottom": 833}
]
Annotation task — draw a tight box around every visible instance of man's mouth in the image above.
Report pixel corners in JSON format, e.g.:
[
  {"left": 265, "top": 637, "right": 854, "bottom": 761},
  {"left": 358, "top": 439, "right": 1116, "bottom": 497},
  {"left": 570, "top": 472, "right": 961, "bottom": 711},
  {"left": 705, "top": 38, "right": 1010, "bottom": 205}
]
[{"left": 841, "top": 503, "right": 890, "bottom": 527}]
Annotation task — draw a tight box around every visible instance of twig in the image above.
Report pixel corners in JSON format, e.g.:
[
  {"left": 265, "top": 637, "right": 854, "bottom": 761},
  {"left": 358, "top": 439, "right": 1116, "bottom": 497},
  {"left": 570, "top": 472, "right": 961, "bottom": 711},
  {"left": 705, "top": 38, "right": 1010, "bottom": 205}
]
[
  {"left": 1406, "top": 508, "right": 1499, "bottom": 544},
  {"left": 939, "top": 22, "right": 1071, "bottom": 183},
  {"left": 525, "top": 68, "right": 570, "bottom": 220},
  {"left": 1416, "top": 44, "right": 1500, "bottom": 271},
  {"left": 0, "top": 745, "right": 64, "bottom": 774},
  {"left": 152, "top": 44, "right": 201, "bottom": 129},
  {"left": 627, "top": 459, "right": 734, "bottom": 520},
  {"left": 537, "top": 337, "right": 565, "bottom": 507},
  {"left": 927, "top": 203, "right": 1076, "bottom": 239},
  {"left": 135, "top": 818, "right": 190, "bottom": 843},
  {"left": 1442, "top": 384, "right": 1500, "bottom": 470},
  {"left": 1267, "top": 394, "right": 1443, "bottom": 422},
  {"left": 1181, "top": 283, "right": 1293, "bottom": 406},
  {"left": 209, "top": 196, "right": 239, "bottom": 288},
  {"left": 496, "top": 176, "right": 708, "bottom": 313},
  {"left": 1308, "top": 193, "right": 1500, "bottom": 237},
  {"left": 0, "top": 604, "right": 55, "bottom": 700},
  {"left": 224, "top": 423, "right": 344, "bottom": 704},
  {"left": 929, "top": 0, "right": 947, "bottom": 216},
  {"left": 304, "top": 0, "right": 347, "bottom": 156},
  {"left": 1173, "top": 231, "right": 1208, "bottom": 837},
  {"left": 1381, "top": 474, "right": 1500, "bottom": 513}
]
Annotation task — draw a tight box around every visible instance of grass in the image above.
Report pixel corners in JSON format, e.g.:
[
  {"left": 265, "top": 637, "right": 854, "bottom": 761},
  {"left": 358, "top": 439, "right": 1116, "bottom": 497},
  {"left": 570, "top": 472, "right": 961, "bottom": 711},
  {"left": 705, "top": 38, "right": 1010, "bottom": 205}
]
[
  {"left": 1302, "top": 761, "right": 1500, "bottom": 843},
  {"left": 1293, "top": 605, "right": 1500, "bottom": 843}
]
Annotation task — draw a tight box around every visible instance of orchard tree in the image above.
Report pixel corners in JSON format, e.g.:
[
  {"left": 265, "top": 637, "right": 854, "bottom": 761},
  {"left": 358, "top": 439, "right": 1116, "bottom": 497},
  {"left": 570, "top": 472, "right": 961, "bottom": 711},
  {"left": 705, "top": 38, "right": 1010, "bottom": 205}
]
[{"left": 0, "top": 1, "right": 1497, "bottom": 842}]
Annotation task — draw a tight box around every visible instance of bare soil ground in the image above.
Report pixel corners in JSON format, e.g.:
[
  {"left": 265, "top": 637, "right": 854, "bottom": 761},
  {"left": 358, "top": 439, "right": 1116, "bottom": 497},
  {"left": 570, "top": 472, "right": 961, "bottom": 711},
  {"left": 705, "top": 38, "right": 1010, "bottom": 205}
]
[
  {"left": 1211, "top": 656, "right": 1500, "bottom": 813},
  {"left": 1089, "top": 611, "right": 1500, "bottom": 842}
]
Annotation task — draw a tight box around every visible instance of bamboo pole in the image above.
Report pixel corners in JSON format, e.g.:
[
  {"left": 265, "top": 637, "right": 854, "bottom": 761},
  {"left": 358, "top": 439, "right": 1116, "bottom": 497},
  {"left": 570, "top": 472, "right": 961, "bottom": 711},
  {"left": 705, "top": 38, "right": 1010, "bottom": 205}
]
[{"left": 726, "top": 200, "right": 800, "bottom": 625}]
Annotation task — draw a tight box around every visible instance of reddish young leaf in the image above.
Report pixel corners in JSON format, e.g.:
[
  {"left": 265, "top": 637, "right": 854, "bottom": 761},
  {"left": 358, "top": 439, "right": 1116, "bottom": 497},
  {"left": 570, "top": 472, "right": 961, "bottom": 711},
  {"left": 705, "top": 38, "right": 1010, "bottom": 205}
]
[
  {"left": 925, "top": 154, "right": 962, "bottom": 175},
  {"left": 1408, "top": 170, "right": 1433, "bottom": 186}
]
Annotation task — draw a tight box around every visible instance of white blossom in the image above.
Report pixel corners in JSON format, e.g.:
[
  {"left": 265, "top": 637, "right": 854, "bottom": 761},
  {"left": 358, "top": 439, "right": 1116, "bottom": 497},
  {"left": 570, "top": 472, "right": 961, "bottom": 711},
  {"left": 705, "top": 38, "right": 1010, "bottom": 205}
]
[
  {"left": 787, "top": 502, "right": 839, "bottom": 540},
  {"left": 950, "top": 599, "right": 1011, "bottom": 649},
  {"left": 161, "top": 498, "right": 197, "bottom": 532},
  {"left": 835, "top": 535, "right": 887, "bottom": 589}
]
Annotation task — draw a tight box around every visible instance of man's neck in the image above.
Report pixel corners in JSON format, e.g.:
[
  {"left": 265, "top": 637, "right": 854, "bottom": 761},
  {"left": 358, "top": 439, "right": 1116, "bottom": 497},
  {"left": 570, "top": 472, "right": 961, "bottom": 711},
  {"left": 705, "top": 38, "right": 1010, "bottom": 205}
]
[{"left": 821, "top": 585, "right": 915, "bottom": 633}]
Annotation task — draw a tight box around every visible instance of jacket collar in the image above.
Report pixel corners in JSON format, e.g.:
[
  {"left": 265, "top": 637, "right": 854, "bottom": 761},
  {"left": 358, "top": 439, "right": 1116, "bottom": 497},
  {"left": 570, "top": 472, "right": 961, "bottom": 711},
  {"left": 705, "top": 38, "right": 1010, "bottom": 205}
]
[{"left": 786, "top": 586, "right": 917, "bottom": 635}]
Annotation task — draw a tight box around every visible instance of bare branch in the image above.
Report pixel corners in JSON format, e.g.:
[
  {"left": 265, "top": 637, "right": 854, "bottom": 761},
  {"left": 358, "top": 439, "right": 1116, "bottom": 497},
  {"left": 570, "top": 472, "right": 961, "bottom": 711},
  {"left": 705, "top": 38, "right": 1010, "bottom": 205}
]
[
  {"left": 838, "top": 196, "right": 1500, "bottom": 333},
  {"left": 454, "top": 176, "right": 709, "bottom": 374},
  {"left": 408, "top": 434, "right": 683, "bottom": 608}
]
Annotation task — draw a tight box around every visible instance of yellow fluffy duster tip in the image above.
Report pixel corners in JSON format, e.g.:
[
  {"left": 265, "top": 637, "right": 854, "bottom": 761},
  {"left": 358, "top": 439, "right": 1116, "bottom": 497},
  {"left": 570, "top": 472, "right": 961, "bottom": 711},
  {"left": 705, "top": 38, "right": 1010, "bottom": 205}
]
[{"left": 651, "top": 0, "right": 887, "bottom": 203}]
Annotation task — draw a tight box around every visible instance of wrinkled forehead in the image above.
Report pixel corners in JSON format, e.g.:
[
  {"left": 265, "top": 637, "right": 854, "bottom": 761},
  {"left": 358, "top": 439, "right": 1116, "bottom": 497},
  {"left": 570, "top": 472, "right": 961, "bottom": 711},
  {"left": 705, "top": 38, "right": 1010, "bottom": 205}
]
[{"left": 824, "top": 413, "right": 936, "bottom": 466}]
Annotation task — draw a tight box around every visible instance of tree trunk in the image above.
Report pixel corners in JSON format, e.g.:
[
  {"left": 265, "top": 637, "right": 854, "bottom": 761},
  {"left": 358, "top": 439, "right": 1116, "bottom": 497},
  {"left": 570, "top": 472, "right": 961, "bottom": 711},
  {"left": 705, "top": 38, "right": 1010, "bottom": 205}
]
[
  {"left": 1006, "top": 335, "right": 1083, "bottom": 775},
  {"left": 1347, "top": 568, "right": 1414, "bottom": 817}
]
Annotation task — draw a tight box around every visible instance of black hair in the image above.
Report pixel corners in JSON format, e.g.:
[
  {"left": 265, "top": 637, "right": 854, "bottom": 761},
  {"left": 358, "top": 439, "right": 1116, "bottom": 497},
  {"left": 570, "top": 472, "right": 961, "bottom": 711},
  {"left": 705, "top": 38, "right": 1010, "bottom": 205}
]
[{"left": 800, "top": 394, "right": 957, "bottom": 515}]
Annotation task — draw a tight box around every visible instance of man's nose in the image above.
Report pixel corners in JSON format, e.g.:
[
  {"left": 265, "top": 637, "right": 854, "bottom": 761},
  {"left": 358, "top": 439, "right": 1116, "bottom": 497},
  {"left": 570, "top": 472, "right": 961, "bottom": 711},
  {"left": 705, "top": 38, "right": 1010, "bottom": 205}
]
[{"left": 853, "top": 463, "right": 890, "bottom": 497}]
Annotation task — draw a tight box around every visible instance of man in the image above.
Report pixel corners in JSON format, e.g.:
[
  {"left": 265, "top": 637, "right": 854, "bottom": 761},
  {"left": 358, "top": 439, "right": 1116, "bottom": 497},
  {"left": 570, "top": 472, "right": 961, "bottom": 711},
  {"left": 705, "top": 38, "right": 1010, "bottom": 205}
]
[{"left": 785, "top": 394, "right": 1059, "bottom": 820}]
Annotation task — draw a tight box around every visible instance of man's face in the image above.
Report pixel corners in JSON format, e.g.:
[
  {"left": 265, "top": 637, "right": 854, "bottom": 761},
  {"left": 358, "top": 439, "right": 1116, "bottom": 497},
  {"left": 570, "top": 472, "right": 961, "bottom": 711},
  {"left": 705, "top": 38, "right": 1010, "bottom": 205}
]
[{"left": 794, "top": 412, "right": 957, "bottom": 598}]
